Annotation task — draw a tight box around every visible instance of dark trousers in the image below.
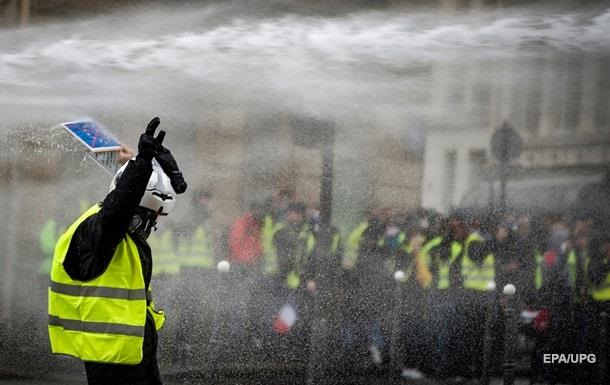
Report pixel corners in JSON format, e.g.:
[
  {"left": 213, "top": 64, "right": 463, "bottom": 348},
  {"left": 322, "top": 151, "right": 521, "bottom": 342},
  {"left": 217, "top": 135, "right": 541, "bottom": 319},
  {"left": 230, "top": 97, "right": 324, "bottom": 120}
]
[
  {"left": 459, "top": 290, "right": 488, "bottom": 378},
  {"left": 393, "top": 286, "right": 428, "bottom": 372},
  {"left": 429, "top": 291, "right": 461, "bottom": 377}
]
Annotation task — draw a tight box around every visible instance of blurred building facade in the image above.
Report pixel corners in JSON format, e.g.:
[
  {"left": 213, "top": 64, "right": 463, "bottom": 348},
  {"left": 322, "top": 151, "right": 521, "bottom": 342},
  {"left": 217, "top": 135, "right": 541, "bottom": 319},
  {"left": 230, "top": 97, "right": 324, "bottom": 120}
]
[
  {"left": 421, "top": 43, "right": 610, "bottom": 214},
  {"left": 3, "top": 0, "right": 609, "bottom": 222},
  {"left": 2, "top": 1, "right": 610, "bottom": 369},
  {"left": 3, "top": 0, "right": 609, "bottom": 219}
]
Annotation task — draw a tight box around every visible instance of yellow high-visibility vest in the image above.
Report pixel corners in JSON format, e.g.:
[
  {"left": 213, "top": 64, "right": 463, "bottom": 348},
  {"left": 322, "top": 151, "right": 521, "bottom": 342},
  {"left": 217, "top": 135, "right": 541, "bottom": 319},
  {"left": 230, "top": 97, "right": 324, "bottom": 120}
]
[
  {"left": 177, "top": 226, "right": 214, "bottom": 269},
  {"left": 39, "top": 219, "right": 59, "bottom": 275},
  {"left": 567, "top": 249, "right": 590, "bottom": 290},
  {"left": 262, "top": 215, "right": 284, "bottom": 275},
  {"left": 342, "top": 221, "right": 368, "bottom": 269},
  {"left": 48, "top": 204, "right": 165, "bottom": 365},
  {"left": 461, "top": 233, "right": 495, "bottom": 291},
  {"left": 149, "top": 229, "right": 180, "bottom": 276},
  {"left": 437, "top": 243, "right": 462, "bottom": 290},
  {"left": 535, "top": 252, "right": 544, "bottom": 290},
  {"left": 286, "top": 224, "right": 316, "bottom": 289},
  {"left": 420, "top": 237, "right": 463, "bottom": 290}
]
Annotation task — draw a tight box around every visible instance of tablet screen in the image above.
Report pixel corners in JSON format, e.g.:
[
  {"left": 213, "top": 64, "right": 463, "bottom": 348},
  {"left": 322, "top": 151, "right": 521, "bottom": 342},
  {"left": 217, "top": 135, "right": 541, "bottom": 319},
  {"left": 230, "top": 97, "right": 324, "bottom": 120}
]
[{"left": 62, "top": 120, "right": 121, "bottom": 152}]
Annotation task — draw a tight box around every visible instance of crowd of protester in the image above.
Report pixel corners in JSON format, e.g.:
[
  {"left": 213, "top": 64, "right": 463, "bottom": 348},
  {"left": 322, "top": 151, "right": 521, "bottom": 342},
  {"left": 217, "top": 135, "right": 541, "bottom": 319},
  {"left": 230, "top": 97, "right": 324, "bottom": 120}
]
[{"left": 39, "top": 188, "right": 610, "bottom": 383}]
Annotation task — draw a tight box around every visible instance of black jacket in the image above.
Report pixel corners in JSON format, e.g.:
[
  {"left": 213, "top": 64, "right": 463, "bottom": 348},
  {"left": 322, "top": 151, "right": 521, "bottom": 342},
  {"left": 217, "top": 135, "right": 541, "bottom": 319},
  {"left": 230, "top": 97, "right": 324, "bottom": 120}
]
[
  {"left": 275, "top": 222, "right": 311, "bottom": 286},
  {"left": 63, "top": 156, "right": 152, "bottom": 282},
  {"left": 62, "top": 155, "right": 162, "bottom": 385}
]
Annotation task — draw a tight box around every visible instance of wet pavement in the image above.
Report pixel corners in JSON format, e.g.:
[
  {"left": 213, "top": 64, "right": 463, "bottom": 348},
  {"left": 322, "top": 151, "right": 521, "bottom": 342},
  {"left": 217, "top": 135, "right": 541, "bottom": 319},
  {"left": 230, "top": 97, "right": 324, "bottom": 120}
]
[{"left": 0, "top": 372, "right": 535, "bottom": 385}]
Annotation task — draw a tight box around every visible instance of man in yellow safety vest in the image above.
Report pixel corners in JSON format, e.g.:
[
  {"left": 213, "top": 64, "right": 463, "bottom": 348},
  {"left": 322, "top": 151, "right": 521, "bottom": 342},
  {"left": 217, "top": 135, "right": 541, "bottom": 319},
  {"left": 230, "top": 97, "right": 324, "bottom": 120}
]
[{"left": 48, "top": 118, "right": 187, "bottom": 385}]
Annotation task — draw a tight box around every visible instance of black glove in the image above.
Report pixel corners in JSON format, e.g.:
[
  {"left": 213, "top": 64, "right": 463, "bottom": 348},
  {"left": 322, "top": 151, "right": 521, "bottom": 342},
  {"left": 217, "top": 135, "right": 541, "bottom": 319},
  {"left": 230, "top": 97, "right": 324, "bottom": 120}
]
[
  {"left": 155, "top": 145, "right": 188, "bottom": 194},
  {"left": 138, "top": 117, "right": 187, "bottom": 193},
  {"left": 138, "top": 117, "right": 162, "bottom": 160}
]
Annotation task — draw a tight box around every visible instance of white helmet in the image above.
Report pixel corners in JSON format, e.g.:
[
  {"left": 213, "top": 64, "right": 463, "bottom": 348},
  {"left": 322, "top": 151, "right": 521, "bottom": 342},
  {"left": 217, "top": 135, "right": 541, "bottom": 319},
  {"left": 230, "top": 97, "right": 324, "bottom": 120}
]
[{"left": 109, "top": 159, "right": 176, "bottom": 216}]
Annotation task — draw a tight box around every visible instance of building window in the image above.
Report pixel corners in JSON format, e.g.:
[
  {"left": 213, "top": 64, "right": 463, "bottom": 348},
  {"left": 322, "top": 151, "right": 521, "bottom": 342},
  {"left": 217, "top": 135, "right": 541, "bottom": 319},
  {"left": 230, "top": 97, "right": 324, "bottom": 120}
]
[
  {"left": 594, "top": 57, "right": 610, "bottom": 132},
  {"left": 469, "top": 149, "right": 487, "bottom": 177},
  {"left": 562, "top": 56, "right": 583, "bottom": 133},
  {"left": 443, "top": 150, "right": 457, "bottom": 211},
  {"left": 524, "top": 57, "right": 544, "bottom": 135},
  {"left": 473, "top": 82, "right": 492, "bottom": 126}
]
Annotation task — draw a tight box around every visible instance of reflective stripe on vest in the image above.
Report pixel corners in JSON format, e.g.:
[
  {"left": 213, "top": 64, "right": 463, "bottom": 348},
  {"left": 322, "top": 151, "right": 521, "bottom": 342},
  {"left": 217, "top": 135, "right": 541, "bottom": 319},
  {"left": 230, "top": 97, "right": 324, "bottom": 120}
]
[
  {"left": 50, "top": 281, "right": 147, "bottom": 300},
  {"left": 49, "top": 315, "right": 144, "bottom": 337},
  {"left": 535, "top": 252, "right": 543, "bottom": 290},
  {"left": 48, "top": 204, "right": 165, "bottom": 365},
  {"left": 567, "top": 249, "right": 590, "bottom": 290},
  {"left": 461, "top": 233, "right": 495, "bottom": 291},
  {"left": 262, "top": 215, "right": 284, "bottom": 275}
]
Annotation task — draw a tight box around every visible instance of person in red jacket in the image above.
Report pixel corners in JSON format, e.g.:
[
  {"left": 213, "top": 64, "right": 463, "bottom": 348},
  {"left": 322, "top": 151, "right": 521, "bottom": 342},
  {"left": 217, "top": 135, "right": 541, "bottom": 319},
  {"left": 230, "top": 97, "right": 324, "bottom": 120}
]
[
  {"left": 228, "top": 203, "right": 265, "bottom": 267},
  {"left": 222, "top": 203, "right": 266, "bottom": 352}
]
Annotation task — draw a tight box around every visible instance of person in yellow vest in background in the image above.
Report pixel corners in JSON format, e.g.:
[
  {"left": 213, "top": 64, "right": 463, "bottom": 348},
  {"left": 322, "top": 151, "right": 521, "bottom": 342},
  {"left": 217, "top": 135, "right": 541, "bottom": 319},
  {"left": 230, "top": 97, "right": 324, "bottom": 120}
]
[
  {"left": 148, "top": 229, "right": 180, "bottom": 277},
  {"left": 146, "top": 226, "right": 180, "bottom": 354},
  {"left": 261, "top": 210, "right": 282, "bottom": 275},
  {"left": 422, "top": 214, "right": 466, "bottom": 379},
  {"left": 534, "top": 215, "right": 575, "bottom": 384},
  {"left": 340, "top": 207, "right": 398, "bottom": 368},
  {"left": 337, "top": 209, "right": 371, "bottom": 364},
  {"left": 392, "top": 219, "right": 428, "bottom": 381},
  {"left": 171, "top": 189, "right": 215, "bottom": 361},
  {"left": 48, "top": 117, "right": 187, "bottom": 385},
  {"left": 174, "top": 189, "right": 215, "bottom": 274},
  {"left": 352, "top": 208, "right": 393, "bottom": 366},
  {"left": 261, "top": 191, "right": 293, "bottom": 277},
  {"left": 568, "top": 219, "right": 593, "bottom": 303},
  {"left": 304, "top": 208, "right": 343, "bottom": 296},
  {"left": 275, "top": 202, "right": 315, "bottom": 292},
  {"left": 511, "top": 215, "right": 541, "bottom": 309},
  {"left": 585, "top": 225, "right": 610, "bottom": 383},
  {"left": 342, "top": 218, "right": 369, "bottom": 270},
  {"left": 39, "top": 219, "right": 60, "bottom": 275},
  {"left": 222, "top": 201, "right": 266, "bottom": 354},
  {"left": 301, "top": 208, "right": 344, "bottom": 363},
  {"left": 273, "top": 202, "right": 314, "bottom": 351},
  {"left": 563, "top": 217, "right": 597, "bottom": 384},
  {"left": 40, "top": 197, "right": 112, "bottom": 276},
  {"left": 458, "top": 215, "right": 496, "bottom": 379},
  {"left": 369, "top": 209, "right": 408, "bottom": 367}
]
